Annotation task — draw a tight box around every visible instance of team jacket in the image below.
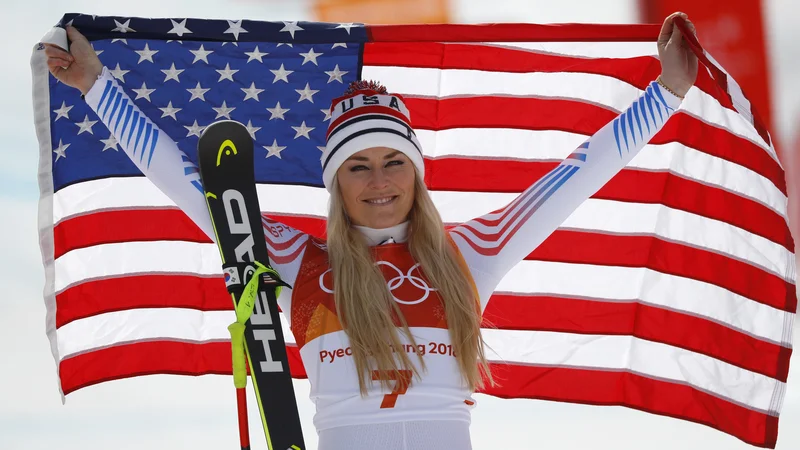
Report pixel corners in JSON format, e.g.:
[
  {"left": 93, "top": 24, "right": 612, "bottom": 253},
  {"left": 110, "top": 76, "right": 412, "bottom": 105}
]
[{"left": 84, "top": 66, "right": 683, "bottom": 431}]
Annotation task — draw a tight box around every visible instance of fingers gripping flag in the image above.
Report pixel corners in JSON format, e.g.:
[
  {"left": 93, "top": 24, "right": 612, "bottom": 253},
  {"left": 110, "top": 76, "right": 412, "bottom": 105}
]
[{"left": 31, "top": 13, "right": 795, "bottom": 448}]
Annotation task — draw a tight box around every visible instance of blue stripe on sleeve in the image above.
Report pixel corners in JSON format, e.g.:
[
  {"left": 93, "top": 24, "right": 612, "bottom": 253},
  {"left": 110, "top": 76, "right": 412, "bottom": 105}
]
[
  {"left": 140, "top": 122, "right": 153, "bottom": 163},
  {"left": 133, "top": 117, "right": 146, "bottom": 156},
  {"left": 127, "top": 110, "right": 139, "bottom": 148},
  {"left": 97, "top": 80, "right": 113, "bottom": 111},
  {"left": 102, "top": 86, "right": 117, "bottom": 120},
  {"left": 114, "top": 99, "right": 128, "bottom": 133},
  {"left": 147, "top": 129, "right": 159, "bottom": 168}
]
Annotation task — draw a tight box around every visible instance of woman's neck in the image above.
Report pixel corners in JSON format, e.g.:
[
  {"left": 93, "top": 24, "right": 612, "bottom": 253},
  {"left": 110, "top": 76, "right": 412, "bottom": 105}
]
[{"left": 353, "top": 221, "right": 409, "bottom": 246}]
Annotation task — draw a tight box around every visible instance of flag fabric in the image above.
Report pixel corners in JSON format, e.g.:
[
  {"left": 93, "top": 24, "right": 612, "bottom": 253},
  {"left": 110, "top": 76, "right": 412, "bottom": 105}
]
[{"left": 32, "top": 13, "right": 796, "bottom": 448}]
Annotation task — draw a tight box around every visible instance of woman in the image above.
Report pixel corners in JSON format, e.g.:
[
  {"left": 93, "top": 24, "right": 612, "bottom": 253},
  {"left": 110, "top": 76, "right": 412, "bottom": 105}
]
[{"left": 45, "top": 11, "right": 698, "bottom": 450}]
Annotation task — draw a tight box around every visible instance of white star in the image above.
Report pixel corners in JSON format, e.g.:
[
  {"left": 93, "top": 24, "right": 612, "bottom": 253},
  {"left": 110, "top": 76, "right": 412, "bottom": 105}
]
[
  {"left": 92, "top": 44, "right": 104, "bottom": 56},
  {"left": 75, "top": 114, "right": 98, "bottom": 135},
  {"left": 245, "top": 46, "right": 268, "bottom": 63},
  {"left": 187, "top": 82, "right": 210, "bottom": 102},
  {"left": 53, "top": 139, "right": 70, "bottom": 161},
  {"left": 325, "top": 64, "right": 348, "bottom": 83},
  {"left": 212, "top": 101, "right": 236, "bottom": 119},
  {"left": 317, "top": 146, "right": 326, "bottom": 152},
  {"left": 184, "top": 120, "right": 205, "bottom": 138},
  {"left": 159, "top": 101, "right": 181, "bottom": 120},
  {"left": 53, "top": 101, "right": 73, "bottom": 121},
  {"left": 267, "top": 102, "right": 290, "bottom": 120},
  {"left": 135, "top": 43, "right": 158, "bottom": 63},
  {"left": 263, "top": 139, "right": 287, "bottom": 159},
  {"left": 132, "top": 82, "right": 156, "bottom": 102},
  {"left": 276, "top": 43, "right": 293, "bottom": 48},
  {"left": 168, "top": 18, "right": 192, "bottom": 37},
  {"left": 270, "top": 63, "right": 293, "bottom": 83},
  {"left": 190, "top": 44, "right": 213, "bottom": 64},
  {"left": 100, "top": 134, "right": 118, "bottom": 151},
  {"left": 291, "top": 121, "right": 315, "bottom": 140},
  {"left": 216, "top": 63, "right": 238, "bottom": 82},
  {"left": 244, "top": 120, "right": 261, "bottom": 140},
  {"left": 332, "top": 43, "right": 348, "bottom": 49},
  {"left": 224, "top": 19, "right": 248, "bottom": 40},
  {"left": 280, "top": 21, "right": 303, "bottom": 39},
  {"left": 336, "top": 23, "right": 356, "bottom": 34},
  {"left": 161, "top": 63, "right": 184, "bottom": 82},
  {"left": 295, "top": 83, "right": 319, "bottom": 103},
  {"left": 299, "top": 47, "right": 323, "bottom": 66},
  {"left": 111, "top": 38, "right": 128, "bottom": 45},
  {"left": 221, "top": 42, "right": 239, "bottom": 47},
  {"left": 112, "top": 19, "right": 135, "bottom": 33},
  {"left": 241, "top": 82, "right": 264, "bottom": 101},
  {"left": 320, "top": 108, "right": 332, "bottom": 122},
  {"left": 108, "top": 63, "right": 129, "bottom": 82}
]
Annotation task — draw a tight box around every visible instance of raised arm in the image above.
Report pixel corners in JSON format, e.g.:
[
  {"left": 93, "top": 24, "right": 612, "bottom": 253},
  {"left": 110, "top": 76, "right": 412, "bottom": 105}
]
[
  {"left": 450, "top": 12, "right": 698, "bottom": 310},
  {"left": 42, "top": 26, "right": 309, "bottom": 295}
]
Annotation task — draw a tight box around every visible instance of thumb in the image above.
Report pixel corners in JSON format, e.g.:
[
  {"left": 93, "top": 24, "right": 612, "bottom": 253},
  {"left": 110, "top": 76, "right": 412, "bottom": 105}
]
[
  {"left": 66, "top": 26, "right": 89, "bottom": 46},
  {"left": 670, "top": 17, "right": 683, "bottom": 45}
]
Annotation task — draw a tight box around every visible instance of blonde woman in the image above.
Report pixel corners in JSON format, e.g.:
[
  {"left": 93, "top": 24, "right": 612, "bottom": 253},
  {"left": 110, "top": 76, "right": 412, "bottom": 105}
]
[{"left": 45, "top": 11, "right": 697, "bottom": 450}]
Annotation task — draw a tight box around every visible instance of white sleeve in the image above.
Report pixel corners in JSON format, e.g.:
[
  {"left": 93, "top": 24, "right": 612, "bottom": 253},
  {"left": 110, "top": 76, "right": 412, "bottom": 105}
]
[
  {"left": 449, "top": 81, "right": 684, "bottom": 311},
  {"left": 85, "top": 66, "right": 214, "bottom": 240},
  {"left": 84, "top": 67, "right": 307, "bottom": 292}
]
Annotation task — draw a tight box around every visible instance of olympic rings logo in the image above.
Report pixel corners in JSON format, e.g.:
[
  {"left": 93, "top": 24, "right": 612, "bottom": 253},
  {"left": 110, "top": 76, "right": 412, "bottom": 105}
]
[{"left": 318, "top": 261, "right": 436, "bottom": 305}]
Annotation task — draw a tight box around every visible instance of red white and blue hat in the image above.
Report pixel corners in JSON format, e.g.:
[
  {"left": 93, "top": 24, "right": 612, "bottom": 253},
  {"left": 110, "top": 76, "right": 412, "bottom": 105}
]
[{"left": 321, "top": 80, "right": 424, "bottom": 191}]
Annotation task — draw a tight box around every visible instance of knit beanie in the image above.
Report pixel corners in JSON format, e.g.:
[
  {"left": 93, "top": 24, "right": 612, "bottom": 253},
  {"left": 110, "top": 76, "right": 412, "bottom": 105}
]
[{"left": 321, "top": 80, "right": 424, "bottom": 191}]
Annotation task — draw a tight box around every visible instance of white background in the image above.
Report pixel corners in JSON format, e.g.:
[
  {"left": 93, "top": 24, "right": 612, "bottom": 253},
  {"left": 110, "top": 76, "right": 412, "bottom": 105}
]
[{"left": 1, "top": 0, "right": 798, "bottom": 449}]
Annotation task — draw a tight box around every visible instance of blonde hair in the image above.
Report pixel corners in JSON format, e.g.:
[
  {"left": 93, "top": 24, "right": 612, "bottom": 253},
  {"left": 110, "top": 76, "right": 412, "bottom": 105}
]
[{"left": 326, "top": 172, "right": 493, "bottom": 395}]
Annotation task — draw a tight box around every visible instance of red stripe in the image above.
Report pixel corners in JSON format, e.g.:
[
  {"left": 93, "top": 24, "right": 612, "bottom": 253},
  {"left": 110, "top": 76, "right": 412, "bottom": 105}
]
[
  {"left": 532, "top": 230, "right": 796, "bottom": 313},
  {"left": 426, "top": 158, "right": 793, "bottom": 252},
  {"left": 326, "top": 105, "right": 411, "bottom": 140},
  {"left": 57, "top": 340, "right": 777, "bottom": 448},
  {"left": 55, "top": 274, "right": 231, "bottom": 328},
  {"left": 59, "top": 341, "right": 307, "bottom": 395},
  {"left": 367, "top": 23, "right": 662, "bottom": 43},
  {"left": 363, "top": 42, "right": 735, "bottom": 113},
  {"left": 482, "top": 364, "right": 778, "bottom": 449},
  {"left": 483, "top": 294, "right": 791, "bottom": 382},
  {"left": 53, "top": 211, "right": 795, "bottom": 316},
  {"left": 404, "top": 97, "right": 786, "bottom": 196},
  {"left": 54, "top": 208, "right": 211, "bottom": 259}
]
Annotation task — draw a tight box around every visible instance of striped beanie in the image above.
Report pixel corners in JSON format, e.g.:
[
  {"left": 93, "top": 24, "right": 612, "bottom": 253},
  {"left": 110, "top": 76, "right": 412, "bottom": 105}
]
[{"left": 321, "top": 80, "right": 424, "bottom": 191}]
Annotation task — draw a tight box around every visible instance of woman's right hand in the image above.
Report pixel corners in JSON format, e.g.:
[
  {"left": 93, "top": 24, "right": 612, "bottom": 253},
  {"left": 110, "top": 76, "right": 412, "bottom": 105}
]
[{"left": 44, "top": 26, "right": 103, "bottom": 96}]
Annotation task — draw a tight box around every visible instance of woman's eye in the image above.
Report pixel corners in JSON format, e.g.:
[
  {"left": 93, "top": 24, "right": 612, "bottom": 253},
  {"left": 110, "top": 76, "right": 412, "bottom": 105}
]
[
  {"left": 386, "top": 160, "right": 404, "bottom": 167},
  {"left": 349, "top": 165, "right": 368, "bottom": 172}
]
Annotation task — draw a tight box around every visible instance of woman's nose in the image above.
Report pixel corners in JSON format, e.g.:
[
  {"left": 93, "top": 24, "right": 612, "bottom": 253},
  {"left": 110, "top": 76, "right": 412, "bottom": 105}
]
[{"left": 367, "top": 167, "right": 390, "bottom": 189}]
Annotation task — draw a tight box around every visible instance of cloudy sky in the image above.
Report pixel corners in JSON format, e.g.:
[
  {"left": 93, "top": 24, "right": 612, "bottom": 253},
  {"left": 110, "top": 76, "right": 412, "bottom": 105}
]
[{"left": 2, "top": 0, "right": 798, "bottom": 449}]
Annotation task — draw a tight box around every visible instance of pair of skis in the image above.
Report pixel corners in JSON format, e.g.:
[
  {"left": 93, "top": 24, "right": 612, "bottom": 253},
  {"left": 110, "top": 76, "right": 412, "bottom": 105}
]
[{"left": 197, "top": 121, "right": 305, "bottom": 450}]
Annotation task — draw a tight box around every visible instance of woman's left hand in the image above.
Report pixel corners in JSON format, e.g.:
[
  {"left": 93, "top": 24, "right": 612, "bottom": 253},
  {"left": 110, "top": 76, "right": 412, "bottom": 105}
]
[{"left": 657, "top": 12, "right": 699, "bottom": 98}]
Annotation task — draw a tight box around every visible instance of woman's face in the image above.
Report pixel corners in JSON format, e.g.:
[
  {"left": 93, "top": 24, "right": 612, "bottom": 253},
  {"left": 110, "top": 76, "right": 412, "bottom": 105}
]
[{"left": 336, "top": 147, "right": 416, "bottom": 229}]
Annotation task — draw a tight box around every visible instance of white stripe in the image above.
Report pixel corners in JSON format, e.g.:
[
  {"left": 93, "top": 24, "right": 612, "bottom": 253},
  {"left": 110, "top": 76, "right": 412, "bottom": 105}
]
[
  {"left": 496, "top": 260, "right": 794, "bottom": 346},
  {"left": 54, "top": 240, "right": 789, "bottom": 345},
  {"left": 480, "top": 41, "right": 659, "bottom": 59},
  {"left": 53, "top": 180, "right": 793, "bottom": 284},
  {"left": 54, "top": 241, "right": 221, "bottom": 293},
  {"left": 482, "top": 329, "right": 783, "bottom": 413},
  {"left": 53, "top": 177, "right": 176, "bottom": 224},
  {"left": 57, "top": 308, "right": 296, "bottom": 359},
  {"left": 361, "top": 65, "right": 771, "bottom": 152},
  {"left": 416, "top": 129, "right": 787, "bottom": 218}
]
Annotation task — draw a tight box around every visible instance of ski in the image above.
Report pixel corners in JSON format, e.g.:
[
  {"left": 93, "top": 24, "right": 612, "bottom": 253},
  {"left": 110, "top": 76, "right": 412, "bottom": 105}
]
[{"left": 197, "top": 120, "right": 305, "bottom": 450}]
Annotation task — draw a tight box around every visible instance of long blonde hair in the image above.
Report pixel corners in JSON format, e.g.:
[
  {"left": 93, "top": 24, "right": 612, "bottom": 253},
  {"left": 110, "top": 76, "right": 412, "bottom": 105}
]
[{"left": 326, "top": 172, "right": 493, "bottom": 395}]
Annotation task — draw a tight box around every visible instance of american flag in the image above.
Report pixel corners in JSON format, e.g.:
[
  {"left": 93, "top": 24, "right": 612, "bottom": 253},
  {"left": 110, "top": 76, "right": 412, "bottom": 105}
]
[{"left": 32, "top": 13, "right": 795, "bottom": 448}]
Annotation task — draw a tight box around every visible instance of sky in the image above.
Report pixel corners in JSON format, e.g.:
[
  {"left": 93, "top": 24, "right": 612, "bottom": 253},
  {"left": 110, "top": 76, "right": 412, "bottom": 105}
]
[{"left": 1, "top": 0, "right": 798, "bottom": 449}]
